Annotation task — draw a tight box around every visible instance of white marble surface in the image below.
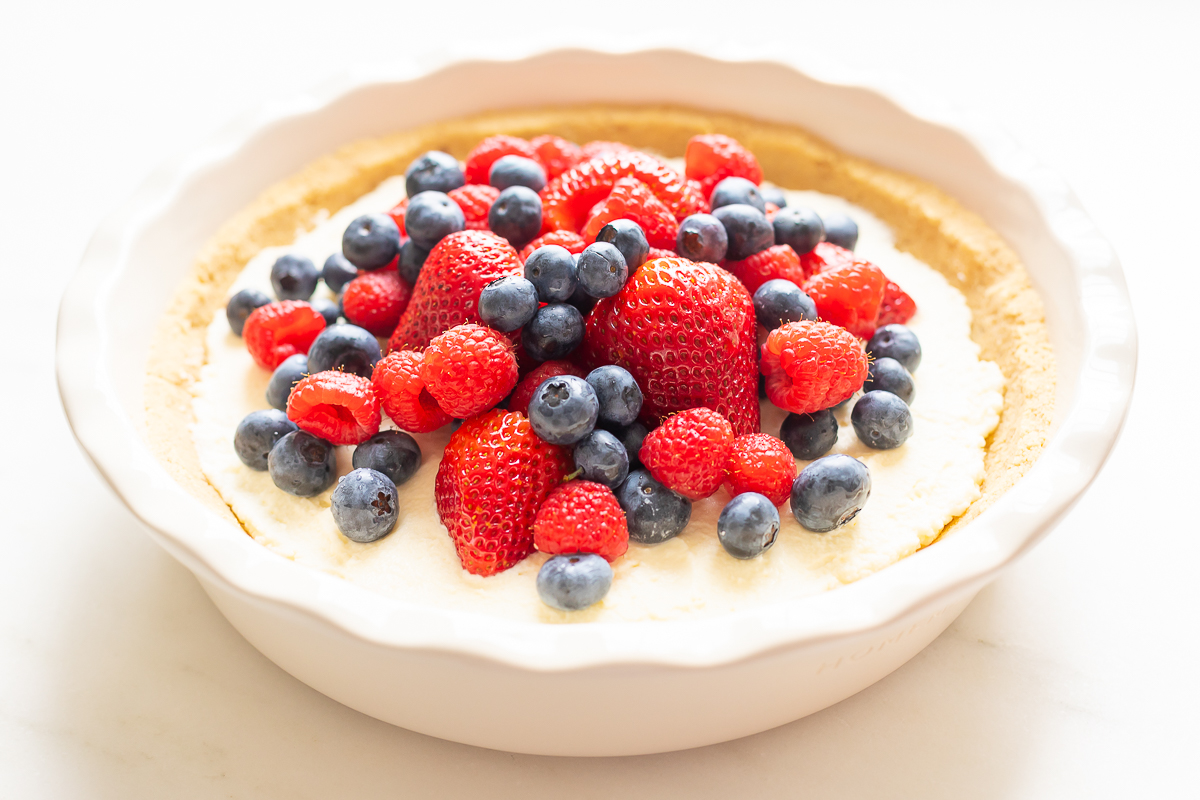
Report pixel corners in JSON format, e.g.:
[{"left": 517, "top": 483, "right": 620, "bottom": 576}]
[{"left": 3, "top": 1, "right": 1197, "bottom": 796}]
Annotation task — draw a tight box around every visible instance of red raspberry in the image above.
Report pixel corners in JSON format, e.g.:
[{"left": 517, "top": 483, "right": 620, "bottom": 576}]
[
  {"left": 530, "top": 134, "right": 583, "bottom": 180},
  {"left": 464, "top": 135, "right": 538, "bottom": 185},
  {"left": 388, "top": 197, "right": 408, "bottom": 237},
  {"left": 760, "top": 320, "right": 868, "bottom": 414},
  {"left": 803, "top": 260, "right": 888, "bottom": 339},
  {"left": 533, "top": 480, "right": 629, "bottom": 562},
  {"left": 724, "top": 244, "right": 805, "bottom": 294},
  {"left": 518, "top": 230, "right": 588, "bottom": 263},
  {"left": 578, "top": 140, "right": 631, "bottom": 161},
  {"left": 419, "top": 324, "right": 519, "bottom": 418},
  {"left": 507, "top": 360, "right": 587, "bottom": 416},
  {"left": 684, "top": 134, "right": 764, "bottom": 200},
  {"left": 639, "top": 407, "right": 735, "bottom": 500},
  {"left": 799, "top": 242, "right": 855, "bottom": 279},
  {"left": 341, "top": 270, "right": 411, "bottom": 336},
  {"left": 243, "top": 300, "right": 326, "bottom": 370},
  {"left": 286, "top": 370, "right": 381, "bottom": 445},
  {"left": 371, "top": 350, "right": 452, "bottom": 433},
  {"left": 436, "top": 409, "right": 573, "bottom": 575},
  {"left": 581, "top": 177, "right": 680, "bottom": 249},
  {"left": 448, "top": 184, "right": 500, "bottom": 231},
  {"left": 647, "top": 247, "right": 677, "bottom": 259},
  {"left": 877, "top": 280, "right": 918, "bottom": 326},
  {"left": 724, "top": 433, "right": 797, "bottom": 507}
]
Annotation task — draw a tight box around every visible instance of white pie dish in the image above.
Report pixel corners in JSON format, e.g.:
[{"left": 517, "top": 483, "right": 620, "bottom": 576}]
[{"left": 56, "top": 48, "right": 1136, "bottom": 756}]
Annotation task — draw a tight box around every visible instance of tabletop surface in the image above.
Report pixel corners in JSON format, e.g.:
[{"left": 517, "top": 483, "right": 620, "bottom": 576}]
[{"left": 3, "top": 1, "right": 1196, "bottom": 797}]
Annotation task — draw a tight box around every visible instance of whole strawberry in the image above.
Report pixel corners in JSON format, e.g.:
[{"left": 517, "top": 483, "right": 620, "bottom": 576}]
[
  {"left": 507, "top": 359, "right": 586, "bottom": 417},
  {"left": 803, "top": 260, "right": 888, "bottom": 339},
  {"left": 435, "top": 409, "right": 573, "bottom": 576},
  {"left": 761, "top": 320, "right": 868, "bottom": 414},
  {"left": 724, "top": 433, "right": 797, "bottom": 507},
  {"left": 583, "top": 257, "right": 760, "bottom": 435},
  {"left": 639, "top": 407, "right": 735, "bottom": 500},
  {"left": 533, "top": 480, "right": 629, "bottom": 562},
  {"left": 420, "top": 324, "right": 519, "bottom": 418}
]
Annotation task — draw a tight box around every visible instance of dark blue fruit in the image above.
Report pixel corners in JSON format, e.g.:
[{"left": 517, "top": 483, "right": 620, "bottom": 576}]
[
  {"left": 586, "top": 365, "right": 642, "bottom": 426},
  {"left": 576, "top": 242, "right": 628, "bottom": 298},
  {"left": 405, "top": 191, "right": 465, "bottom": 251},
  {"left": 306, "top": 323, "right": 381, "bottom": 378},
  {"left": 760, "top": 185, "right": 787, "bottom": 208},
  {"left": 791, "top": 454, "right": 871, "bottom": 532},
  {"left": 616, "top": 470, "right": 691, "bottom": 544},
  {"left": 488, "top": 186, "right": 542, "bottom": 250},
  {"left": 527, "top": 374, "right": 598, "bottom": 445},
  {"left": 864, "top": 357, "right": 915, "bottom": 404},
  {"left": 779, "top": 409, "right": 839, "bottom": 461},
  {"left": 331, "top": 468, "right": 399, "bottom": 543},
  {"left": 266, "top": 354, "right": 309, "bottom": 411},
  {"left": 753, "top": 279, "right": 817, "bottom": 330},
  {"left": 321, "top": 252, "right": 358, "bottom": 294},
  {"left": 709, "top": 176, "right": 765, "bottom": 212},
  {"left": 596, "top": 219, "right": 649, "bottom": 270},
  {"left": 822, "top": 213, "right": 859, "bottom": 251},
  {"left": 572, "top": 429, "right": 630, "bottom": 489},
  {"left": 342, "top": 213, "right": 401, "bottom": 270},
  {"left": 353, "top": 430, "right": 422, "bottom": 487},
  {"left": 479, "top": 275, "right": 539, "bottom": 332},
  {"left": 234, "top": 409, "right": 298, "bottom": 470},
  {"left": 268, "top": 430, "right": 337, "bottom": 497},
  {"left": 537, "top": 553, "right": 612, "bottom": 611},
  {"left": 602, "top": 420, "right": 649, "bottom": 469},
  {"left": 567, "top": 279, "right": 598, "bottom": 316},
  {"left": 489, "top": 155, "right": 547, "bottom": 192},
  {"left": 851, "top": 391, "right": 913, "bottom": 450},
  {"left": 521, "top": 303, "right": 584, "bottom": 361},
  {"left": 405, "top": 150, "right": 465, "bottom": 196},
  {"left": 270, "top": 254, "right": 318, "bottom": 301},
  {"left": 225, "top": 288, "right": 271, "bottom": 336},
  {"left": 717, "top": 492, "right": 781, "bottom": 559},
  {"left": 772, "top": 206, "right": 824, "bottom": 255},
  {"left": 398, "top": 239, "right": 429, "bottom": 285},
  {"left": 866, "top": 324, "right": 922, "bottom": 372},
  {"left": 675, "top": 213, "right": 728, "bottom": 263},
  {"left": 311, "top": 297, "right": 340, "bottom": 327},
  {"left": 713, "top": 204, "right": 774, "bottom": 261},
  {"left": 524, "top": 244, "right": 577, "bottom": 303}
]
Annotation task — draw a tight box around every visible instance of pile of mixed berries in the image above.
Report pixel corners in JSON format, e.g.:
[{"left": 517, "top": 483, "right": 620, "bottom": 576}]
[{"left": 226, "top": 132, "right": 921, "bottom": 612}]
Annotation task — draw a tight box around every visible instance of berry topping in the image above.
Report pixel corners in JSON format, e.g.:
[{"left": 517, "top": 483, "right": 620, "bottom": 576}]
[
  {"left": 226, "top": 288, "right": 271, "bottom": 337},
  {"left": 725, "top": 243, "right": 806, "bottom": 295},
  {"left": 405, "top": 150, "right": 465, "bottom": 197},
  {"left": 405, "top": 191, "right": 466, "bottom": 251},
  {"left": 802, "top": 260, "right": 888, "bottom": 339},
  {"left": 420, "top": 323, "right": 519, "bottom": 418},
  {"left": 342, "top": 213, "right": 401, "bottom": 271},
  {"left": 387, "top": 197, "right": 408, "bottom": 237},
  {"left": 710, "top": 176, "right": 766, "bottom": 213},
  {"left": 575, "top": 241, "right": 628, "bottom": 299},
  {"left": 522, "top": 303, "right": 585, "bottom": 362},
  {"left": 508, "top": 360, "right": 586, "bottom": 417},
  {"left": 713, "top": 204, "right": 774, "bottom": 261},
  {"left": 684, "top": 134, "right": 763, "bottom": 200},
  {"left": 864, "top": 357, "right": 915, "bottom": 404},
  {"left": 331, "top": 468, "right": 399, "bottom": 543},
  {"left": 268, "top": 430, "right": 337, "bottom": 498},
  {"left": 586, "top": 364, "right": 644, "bottom": 427},
  {"left": 779, "top": 409, "right": 840, "bottom": 461},
  {"left": 286, "top": 370, "right": 381, "bottom": 446},
  {"left": 447, "top": 184, "right": 500, "bottom": 231},
  {"left": 341, "top": 270, "right": 411, "bottom": 337},
  {"left": 311, "top": 297, "right": 340, "bottom": 328},
  {"left": 595, "top": 218, "right": 650, "bottom": 271},
  {"left": 242, "top": 300, "right": 326, "bottom": 370},
  {"left": 572, "top": 429, "right": 630, "bottom": 489},
  {"left": 270, "top": 254, "right": 319, "bottom": 301},
  {"left": 606, "top": 420, "right": 649, "bottom": 470},
  {"left": 760, "top": 185, "right": 787, "bottom": 209},
  {"left": 578, "top": 140, "right": 632, "bottom": 160},
  {"left": 638, "top": 407, "right": 735, "bottom": 501},
  {"left": 753, "top": 278, "right": 817, "bottom": 330},
  {"left": 615, "top": 470, "right": 691, "bottom": 544},
  {"left": 866, "top": 324, "right": 922, "bottom": 372},
  {"left": 306, "top": 323, "right": 382, "bottom": 378},
  {"left": 371, "top": 350, "right": 453, "bottom": 433},
  {"left": 478, "top": 275, "right": 540, "bottom": 332},
  {"left": 772, "top": 206, "right": 824, "bottom": 256},
  {"left": 524, "top": 244, "right": 578, "bottom": 302},
  {"left": 724, "top": 432, "right": 797, "bottom": 507},
  {"left": 537, "top": 553, "right": 613, "bottom": 611},
  {"left": 533, "top": 480, "right": 629, "bottom": 562},
  {"left": 581, "top": 177, "right": 680, "bottom": 250},
  {"left": 234, "top": 409, "right": 298, "bottom": 470},
  {"left": 717, "top": 493, "right": 781, "bottom": 559},
  {"left": 851, "top": 391, "right": 914, "bottom": 450},
  {"left": 799, "top": 241, "right": 856, "bottom": 278},
  {"left": 489, "top": 155, "right": 547, "bottom": 193},
  {"left": 527, "top": 374, "right": 599, "bottom": 445},
  {"left": 266, "top": 354, "right": 309, "bottom": 411},
  {"left": 791, "top": 454, "right": 871, "bottom": 532},
  {"left": 488, "top": 185, "right": 543, "bottom": 250},
  {"left": 760, "top": 320, "right": 869, "bottom": 414},
  {"left": 675, "top": 213, "right": 728, "bottom": 263},
  {"left": 397, "top": 239, "right": 429, "bottom": 285},
  {"left": 519, "top": 230, "right": 588, "bottom": 263},
  {"left": 877, "top": 280, "right": 918, "bottom": 327},
  {"left": 529, "top": 134, "right": 583, "bottom": 180},
  {"left": 822, "top": 213, "right": 859, "bottom": 251},
  {"left": 352, "top": 430, "right": 422, "bottom": 488},
  {"left": 321, "top": 253, "right": 358, "bottom": 294},
  {"left": 464, "top": 135, "right": 538, "bottom": 185}
]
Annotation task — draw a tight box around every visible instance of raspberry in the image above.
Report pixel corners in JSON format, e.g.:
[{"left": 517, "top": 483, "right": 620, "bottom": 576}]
[
  {"left": 724, "top": 433, "right": 797, "bottom": 507},
  {"left": 518, "top": 230, "right": 588, "bottom": 263},
  {"left": 388, "top": 197, "right": 408, "bottom": 237},
  {"left": 760, "top": 320, "right": 868, "bottom": 414},
  {"left": 463, "top": 135, "right": 538, "bottom": 185},
  {"left": 803, "top": 260, "right": 888, "bottom": 338},
  {"left": 533, "top": 480, "right": 629, "bottom": 562},
  {"left": 647, "top": 247, "right": 677, "bottom": 260},
  {"left": 448, "top": 184, "right": 500, "bottom": 231},
  {"left": 243, "top": 300, "right": 326, "bottom": 370},
  {"left": 877, "top": 280, "right": 918, "bottom": 326},
  {"left": 799, "top": 242, "right": 855, "bottom": 279},
  {"left": 724, "top": 244, "right": 805, "bottom": 294},
  {"left": 530, "top": 135, "right": 583, "bottom": 180},
  {"left": 639, "top": 407, "right": 735, "bottom": 500},
  {"left": 581, "top": 177, "right": 680, "bottom": 249},
  {"left": 286, "top": 370, "right": 381, "bottom": 445},
  {"left": 507, "top": 360, "right": 586, "bottom": 417},
  {"left": 419, "top": 324, "right": 519, "bottom": 418},
  {"left": 341, "top": 270, "right": 411, "bottom": 336},
  {"left": 684, "top": 134, "right": 763, "bottom": 200},
  {"left": 371, "top": 350, "right": 453, "bottom": 433},
  {"left": 578, "top": 140, "right": 631, "bottom": 161}
]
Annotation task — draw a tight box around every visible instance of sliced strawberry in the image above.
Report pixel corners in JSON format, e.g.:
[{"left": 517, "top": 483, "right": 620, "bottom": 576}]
[
  {"left": 877, "top": 280, "right": 918, "bottom": 326},
  {"left": 581, "top": 177, "right": 680, "bottom": 249}
]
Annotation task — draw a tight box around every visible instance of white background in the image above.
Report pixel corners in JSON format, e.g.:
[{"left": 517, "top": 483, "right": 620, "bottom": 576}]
[{"left": 3, "top": 1, "right": 1198, "bottom": 797}]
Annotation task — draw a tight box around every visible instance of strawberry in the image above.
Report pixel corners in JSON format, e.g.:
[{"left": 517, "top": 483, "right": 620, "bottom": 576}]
[
  {"left": 242, "top": 300, "right": 326, "bottom": 370},
  {"left": 518, "top": 230, "right": 588, "bottom": 263},
  {"left": 435, "top": 409, "right": 573, "bottom": 576},
  {"left": 464, "top": 135, "right": 538, "bottom": 185},
  {"left": 388, "top": 198, "right": 408, "bottom": 238},
  {"left": 583, "top": 257, "right": 760, "bottom": 435},
  {"left": 507, "top": 360, "right": 586, "bottom": 417},
  {"left": 530, "top": 134, "right": 582, "bottom": 180},
  {"left": 286, "top": 370, "right": 381, "bottom": 445},
  {"left": 581, "top": 177, "right": 680, "bottom": 249},
  {"left": 760, "top": 320, "right": 868, "bottom": 414},
  {"left": 724, "top": 244, "right": 805, "bottom": 294},
  {"left": 639, "top": 407, "right": 735, "bottom": 500},
  {"left": 647, "top": 247, "right": 678, "bottom": 260},
  {"left": 724, "top": 433, "right": 797, "bottom": 507},
  {"left": 448, "top": 184, "right": 500, "bottom": 231},
  {"left": 341, "top": 270, "right": 411, "bottom": 336},
  {"left": 877, "top": 280, "right": 918, "bottom": 326},
  {"left": 799, "top": 241, "right": 855, "bottom": 279},
  {"left": 533, "top": 480, "right": 629, "bottom": 562},
  {"left": 420, "top": 324, "right": 519, "bottom": 418},
  {"left": 803, "top": 260, "right": 888, "bottom": 339},
  {"left": 371, "top": 350, "right": 453, "bottom": 433},
  {"left": 684, "top": 134, "right": 763, "bottom": 200}
]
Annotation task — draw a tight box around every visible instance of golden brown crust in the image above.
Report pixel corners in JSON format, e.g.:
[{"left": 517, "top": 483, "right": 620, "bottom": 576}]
[{"left": 145, "top": 104, "right": 1053, "bottom": 533}]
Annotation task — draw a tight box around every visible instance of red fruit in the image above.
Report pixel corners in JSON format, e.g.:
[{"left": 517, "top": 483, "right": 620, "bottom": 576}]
[
  {"left": 581, "top": 177, "right": 680, "bottom": 249},
  {"left": 723, "top": 244, "right": 805, "bottom": 294},
  {"left": 388, "top": 198, "right": 408, "bottom": 237},
  {"left": 435, "top": 409, "right": 573, "bottom": 576},
  {"left": 684, "top": 134, "right": 764, "bottom": 200},
  {"left": 519, "top": 230, "right": 588, "bottom": 263},
  {"left": 764, "top": 202, "right": 780, "bottom": 220},
  {"left": 533, "top": 480, "right": 629, "bottom": 562},
  {"left": 877, "top": 280, "right": 918, "bottom": 326},
  {"left": 388, "top": 230, "right": 524, "bottom": 350},
  {"left": 803, "top": 260, "right": 888, "bottom": 338},
  {"left": 583, "top": 258, "right": 760, "bottom": 435},
  {"left": 647, "top": 247, "right": 677, "bottom": 260},
  {"left": 530, "top": 134, "right": 583, "bottom": 180},
  {"left": 447, "top": 184, "right": 500, "bottom": 231},
  {"left": 243, "top": 300, "right": 326, "bottom": 370},
  {"left": 639, "top": 407, "right": 735, "bottom": 500},
  {"left": 508, "top": 360, "right": 586, "bottom": 416},
  {"left": 724, "top": 433, "right": 797, "bottom": 507},
  {"left": 799, "top": 242, "right": 855, "bottom": 279},
  {"left": 419, "top": 324, "right": 519, "bottom": 418},
  {"left": 371, "top": 350, "right": 453, "bottom": 433},
  {"left": 341, "top": 270, "right": 411, "bottom": 336},
  {"left": 540, "top": 151, "right": 708, "bottom": 234},
  {"left": 286, "top": 370, "right": 381, "bottom": 446},
  {"left": 464, "top": 135, "right": 538, "bottom": 185},
  {"left": 578, "top": 140, "right": 631, "bottom": 161},
  {"left": 760, "top": 320, "right": 868, "bottom": 414}
]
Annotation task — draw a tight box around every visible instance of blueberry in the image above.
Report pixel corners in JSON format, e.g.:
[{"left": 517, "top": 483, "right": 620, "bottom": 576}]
[
  {"left": 772, "top": 206, "right": 824, "bottom": 256},
  {"left": 306, "top": 323, "right": 381, "bottom": 378},
  {"left": 268, "top": 430, "right": 337, "bottom": 497},
  {"left": 265, "top": 354, "right": 309, "bottom": 411},
  {"left": 567, "top": 279, "right": 598, "bottom": 316},
  {"left": 321, "top": 253, "right": 358, "bottom": 294},
  {"left": 713, "top": 204, "right": 774, "bottom": 261},
  {"left": 616, "top": 470, "right": 691, "bottom": 544},
  {"left": 352, "top": 430, "right": 420, "bottom": 487},
  {"left": 537, "top": 553, "right": 612, "bottom": 611},
  {"left": 398, "top": 239, "right": 429, "bottom": 285},
  {"left": 866, "top": 324, "right": 922, "bottom": 372},
  {"left": 524, "top": 245, "right": 577, "bottom": 303},
  {"left": 602, "top": 420, "right": 649, "bottom": 469},
  {"left": 822, "top": 213, "right": 859, "bottom": 251},
  {"left": 311, "top": 297, "right": 340, "bottom": 327},
  {"left": 270, "top": 254, "right": 319, "bottom": 301},
  {"left": 718, "top": 492, "right": 781, "bottom": 559},
  {"left": 479, "top": 276, "right": 539, "bottom": 332},
  {"left": 225, "top": 288, "right": 271, "bottom": 336},
  {"left": 675, "top": 213, "right": 729, "bottom": 263},
  {"left": 572, "top": 429, "right": 630, "bottom": 489},
  {"left": 596, "top": 219, "right": 649, "bottom": 270},
  {"left": 527, "top": 374, "right": 598, "bottom": 445},
  {"left": 851, "top": 391, "right": 913, "bottom": 450},
  {"left": 521, "top": 303, "right": 584, "bottom": 361},
  {"left": 864, "top": 357, "right": 915, "bottom": 404},
  {"left": 234, "top": 409, "right": 298, "bottom": 470},
  {"left": 710, "top": 176, "right": 765, "bottom": 212},
  {"left": 586, "top": 365, "right": 642, "bottom": 426},
  {"left": 779, "top": 409, "right": 839, "bottom": 461},
  {"left": 488, "top": 186, "right": 542, "bottom": 249},
  {"left": 753, "top": 279, "right": 817, "bottom": 330},
  {"left": 405, "top": 191, "right": 465, "bottom": 251},
  {"left": 341, "top": 213, "right": 401, "bottom": 271},
  {"left": 791, "top": 454, "right": 871, "bottom": 532},
  {"left": 489, "top": 155, "right": 547, "bottom": 192},
  {"left": 331, "top": 468, "right": 399, "bottom": 543},
  {"left": 576, "top": 242, "right": 628, "bottom": 298},
  {"left": 760, "top": 185, "right": 787, "bottom": 208},
  {"left": 405, "top": 150, "right": 465, "bottom": 197}
]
